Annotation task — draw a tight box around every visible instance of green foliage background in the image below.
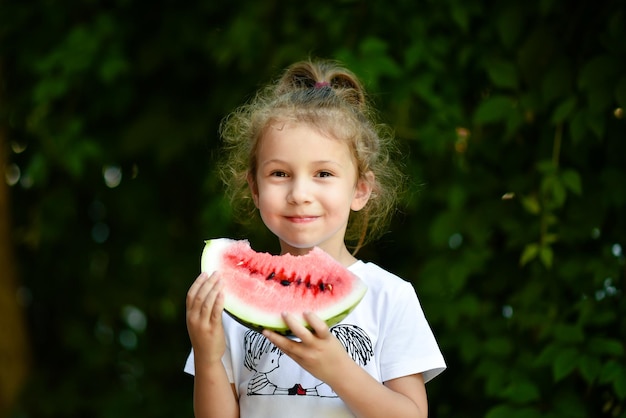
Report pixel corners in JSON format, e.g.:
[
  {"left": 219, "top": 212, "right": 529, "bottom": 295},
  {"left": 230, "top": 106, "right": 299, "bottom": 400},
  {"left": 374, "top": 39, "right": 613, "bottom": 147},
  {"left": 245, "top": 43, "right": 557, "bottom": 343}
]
[{"left": 2, "top": 0, "right": 625, "bottom": 416}]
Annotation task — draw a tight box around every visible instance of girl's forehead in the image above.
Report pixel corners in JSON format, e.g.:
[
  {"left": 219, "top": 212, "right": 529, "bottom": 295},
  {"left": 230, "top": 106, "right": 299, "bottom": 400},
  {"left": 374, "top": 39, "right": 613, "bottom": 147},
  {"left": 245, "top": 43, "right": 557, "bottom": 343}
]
[
  {"left": 260, "top": 119, "right": 348, "bottom": 145},
  {"left": 255, "top": 125, "right": 359, "bottom": 175},
  {"left": 259, "top": 122, "right": 348, "bottom": 153},
  {"left": 255, "top": 118, "right": 360, "bottom": 167}
]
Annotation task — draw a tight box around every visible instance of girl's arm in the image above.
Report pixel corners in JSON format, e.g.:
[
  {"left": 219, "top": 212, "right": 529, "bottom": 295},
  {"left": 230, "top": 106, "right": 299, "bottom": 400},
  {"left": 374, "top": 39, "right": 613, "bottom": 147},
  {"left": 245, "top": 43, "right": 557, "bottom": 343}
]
[
  {"left": 186, "top": 272, "right": 239, "bottom": 418},
  {"left": 326, "top": 360, "right": 427, "bottom": 418},
  {"left": 263, "top": 312, "right": 428, "bottom": 418},
  {"left": 192, "top": 364, "right": 239, "bottom": 418}
]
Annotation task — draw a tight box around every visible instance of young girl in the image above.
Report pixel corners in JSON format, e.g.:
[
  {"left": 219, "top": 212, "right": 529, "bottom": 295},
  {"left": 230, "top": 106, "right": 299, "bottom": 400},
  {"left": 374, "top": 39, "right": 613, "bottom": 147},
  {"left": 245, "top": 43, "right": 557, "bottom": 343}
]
[{"left": 184, "top": 59, "right": 446, "bottom": 418}]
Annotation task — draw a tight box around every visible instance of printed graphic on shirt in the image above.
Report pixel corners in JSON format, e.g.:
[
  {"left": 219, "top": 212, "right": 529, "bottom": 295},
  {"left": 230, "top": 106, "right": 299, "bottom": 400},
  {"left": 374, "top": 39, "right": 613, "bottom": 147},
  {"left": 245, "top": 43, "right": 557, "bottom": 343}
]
[{"left": 243, "top": 324, "right": 373, "bottom": 397}]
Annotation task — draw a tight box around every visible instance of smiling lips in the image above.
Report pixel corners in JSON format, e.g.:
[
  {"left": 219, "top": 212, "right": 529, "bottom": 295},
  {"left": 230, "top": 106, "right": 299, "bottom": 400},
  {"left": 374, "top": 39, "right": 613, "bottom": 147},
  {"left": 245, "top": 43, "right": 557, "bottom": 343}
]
[{"left": 285, "top": 215, "right": 319, "bottom": 224}]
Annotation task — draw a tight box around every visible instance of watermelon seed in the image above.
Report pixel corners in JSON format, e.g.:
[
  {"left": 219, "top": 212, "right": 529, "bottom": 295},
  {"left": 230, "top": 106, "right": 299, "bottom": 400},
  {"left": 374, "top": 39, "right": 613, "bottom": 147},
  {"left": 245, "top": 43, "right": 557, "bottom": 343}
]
[
  {"left": 266, "top": 272, "right": 276, "bottom": 280},
  {"left": 280, "top": 280, "right": 291, "bottom": 286},
  {"left": 319, "top": 283, "right": 326, "bottom": 292}
]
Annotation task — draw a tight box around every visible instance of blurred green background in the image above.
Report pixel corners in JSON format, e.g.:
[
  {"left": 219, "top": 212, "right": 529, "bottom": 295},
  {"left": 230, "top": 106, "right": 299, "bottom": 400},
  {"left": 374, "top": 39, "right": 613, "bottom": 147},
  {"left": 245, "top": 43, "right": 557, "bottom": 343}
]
[{"left": 1, "top": 0, "right": 625, "bottom": 417}]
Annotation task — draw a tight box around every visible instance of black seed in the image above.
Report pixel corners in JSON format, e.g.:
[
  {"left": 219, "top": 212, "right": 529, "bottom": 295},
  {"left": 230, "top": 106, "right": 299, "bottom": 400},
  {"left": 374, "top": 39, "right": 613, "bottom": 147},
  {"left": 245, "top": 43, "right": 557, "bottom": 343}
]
[
  {"left": 280, "top": 280, "right": 291, "bottom": 286},
  {"left": 319, "top": 283, "right": 325, "bottom": 292},
  {"left": 296, "top": 277, "right": 302, "bottom": 285},
  {"left": 266, "top": 272, "right": 276, "bottom": 280}
]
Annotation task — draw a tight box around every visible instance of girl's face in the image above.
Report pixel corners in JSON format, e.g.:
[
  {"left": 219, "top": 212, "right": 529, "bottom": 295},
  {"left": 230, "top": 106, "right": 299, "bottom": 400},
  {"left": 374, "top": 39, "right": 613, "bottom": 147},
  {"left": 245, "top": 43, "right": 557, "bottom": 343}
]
[{"left": 249, "top": 122, "right": 372, "bottom": 260}]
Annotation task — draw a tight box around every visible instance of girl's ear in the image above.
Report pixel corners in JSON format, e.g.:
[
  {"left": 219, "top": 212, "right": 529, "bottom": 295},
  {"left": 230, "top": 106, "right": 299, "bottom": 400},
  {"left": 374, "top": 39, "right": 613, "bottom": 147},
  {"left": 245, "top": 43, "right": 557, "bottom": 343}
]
[
  {"left": 351, "top": 171, "right": 374, "bottom": 211},
  {"left": 247, "top": 172, "right": 259, "bottom": 208}
]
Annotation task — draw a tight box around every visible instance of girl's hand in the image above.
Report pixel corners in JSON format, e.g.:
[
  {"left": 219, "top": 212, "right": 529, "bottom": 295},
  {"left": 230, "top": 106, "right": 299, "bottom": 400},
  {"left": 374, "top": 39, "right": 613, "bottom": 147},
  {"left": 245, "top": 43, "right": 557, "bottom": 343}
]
[
  {"left": 262, "top": 311, "right": 351, "bottom": 384},
  {"left": 186, "top": 272, "right": 226, "bottom": 366}
]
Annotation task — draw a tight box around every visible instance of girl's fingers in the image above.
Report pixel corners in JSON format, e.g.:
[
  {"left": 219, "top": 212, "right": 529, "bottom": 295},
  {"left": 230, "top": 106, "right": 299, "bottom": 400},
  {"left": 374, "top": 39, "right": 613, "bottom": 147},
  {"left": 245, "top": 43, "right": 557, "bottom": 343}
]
[
  {"left": 279, "top": 312, "right": 330, "bottom": 345},
  {"left": 262, "top": 328, "right": 295, "bottom": 354},
  {"left": 186, "top": 272, "right": 208, "bottom": 301},
  {"left": 281, "top": 312, "right": 309, "bottom": 339},
  {"left": 186, "top": 272, "right": 220, "bottom": 311},
  {"left": 200, "top": 277, "right": 223, "bottom": 315},
  {"left": 211, "top": 289, "right": 225, "bottom": 321},
  {"left": 302, "top": 311, "right": 331, "bottom": 339}
]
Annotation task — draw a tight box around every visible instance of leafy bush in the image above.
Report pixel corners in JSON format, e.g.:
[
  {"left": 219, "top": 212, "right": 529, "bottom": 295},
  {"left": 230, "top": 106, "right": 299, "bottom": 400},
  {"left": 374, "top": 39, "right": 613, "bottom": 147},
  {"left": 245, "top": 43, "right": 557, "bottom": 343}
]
[{"left": 1, "top": 0, "right": 624, "bottom": 417}]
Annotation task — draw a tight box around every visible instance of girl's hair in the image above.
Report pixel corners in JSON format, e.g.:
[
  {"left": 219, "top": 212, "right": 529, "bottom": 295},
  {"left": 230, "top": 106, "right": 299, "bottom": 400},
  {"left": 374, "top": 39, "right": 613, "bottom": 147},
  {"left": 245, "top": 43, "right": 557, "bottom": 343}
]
[{"left": 218, "top": 58, "right": 405, "bottom": 253}]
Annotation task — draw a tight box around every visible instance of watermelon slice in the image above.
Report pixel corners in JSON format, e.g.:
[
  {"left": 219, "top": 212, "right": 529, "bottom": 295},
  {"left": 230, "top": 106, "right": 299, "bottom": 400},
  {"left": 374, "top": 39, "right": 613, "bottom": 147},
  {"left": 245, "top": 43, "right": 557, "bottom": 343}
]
[{"left": 201, "top": 238, "right": 367, "bottom": 335}]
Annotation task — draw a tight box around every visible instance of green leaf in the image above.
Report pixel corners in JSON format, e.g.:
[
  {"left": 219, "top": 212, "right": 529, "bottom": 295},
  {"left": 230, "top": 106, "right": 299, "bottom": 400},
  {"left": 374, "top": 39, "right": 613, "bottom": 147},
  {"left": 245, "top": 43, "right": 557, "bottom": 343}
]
[
  {"left": 539, "top": 245, "right": 554, "bottom": 269},
  {"left": 552, "top": 392, "right": 588, "bottom": 418},
  {"left": 542, "top": 59, "right": 574, "bottom": 103},
  {"left": 578, "top": 54, "right": 620, "bottom": 91},
  {"left": 535, "top": 342, "right": 560, "bottom": 366},
  {"left": 33, "top": 77, "right": 69, "bottom": 103},
  {"left": 586, "top": 111, "right": 606, "bottom": 138},
  {"left": 599, "top": 360, "right": 623, "bottom": 384},
  {"left": 568, "top": 109, "right": 588, "bottom": 143},
  {"left": 599, "top": 360, "right": 626, "bottom": 399},
  {"left": 553, "top": 347, "right": 579, "bottom": 381},
  {"left": 451, "top": 6, "right": 470, "bottom": 32},
  {"left": 473, "top": 95, "right": 517, "bottom": 124},
  {"left": 543, "top": 233, "right": 558, "bottom": 244},
  {"left": 541, "top": 174, "right": 566, "bottom": 208},
  {"left": 578, "top": 355, "right": 602, "bottom": 383},
  {"left": 521, "top": 194, "right": 541, "bottom": 215},
  {"left": 505, "top": 109, "right": 525, "bottom": 137},
  {"left": 537, "top": 159, "right": 557, "bottom": 174},
  {"left": 587, "top": 337, "right": 625, "bottom": 356},
  {"left": 486, "top": 405, "right": 539, "bottom": 418},
  {"left": 587, "top": 83, "right": 614, "bottom": 114},
  {"left": 502, "top": 379, "right": 541, "bottom": 403},
  {"left": 486, "top": 405, "right": 516, "bottom": 418},
  {"left": 554, "top": 324, "right": 585, "bottom": 344},
  {"left": 615, "top": 370, "right": 626, "bottom": 399},
  {"left": 429, "top": 211, "right": 460, "bottom": 247},
  {"left": 486, "top": 59, "right": 519, "bottom": 89},
  {"left": 551, "top": 96, "right": 577, "bottom": 123},
  {"left": 495, "top": 5, "right": 524, "bottom": 48},
  {"left": 24, "top": 152, "right": 50, "bottom": 187},
  {"left": 358, "top": 37, "right": 402, "bottom": 78},
  {"left": 560, "top": 169, "right": 582, "bottom": 195},
  {"left": 484, "top": 337, "right": 513, "bottom": 357},
  {"left": 520, "top": 243, "right": 540, "bottom": 266}
]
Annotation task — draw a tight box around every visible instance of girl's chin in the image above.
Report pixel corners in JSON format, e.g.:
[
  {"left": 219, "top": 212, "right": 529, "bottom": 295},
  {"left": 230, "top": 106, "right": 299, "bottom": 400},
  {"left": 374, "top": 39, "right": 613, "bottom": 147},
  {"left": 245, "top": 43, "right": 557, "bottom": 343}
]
[
  {"left": 281, "top": 243, "right": 316, "bottom": 253},
  {"left": 277, "top": 239, "right": 320, "bottom": 254}
]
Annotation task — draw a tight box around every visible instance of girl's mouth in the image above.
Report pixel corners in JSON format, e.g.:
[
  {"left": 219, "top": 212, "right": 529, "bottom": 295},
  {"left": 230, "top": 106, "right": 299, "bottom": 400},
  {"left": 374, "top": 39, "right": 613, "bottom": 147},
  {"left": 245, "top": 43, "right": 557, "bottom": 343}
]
[{"left": 286, "top": 216, "right": 318, "bottom": 224}]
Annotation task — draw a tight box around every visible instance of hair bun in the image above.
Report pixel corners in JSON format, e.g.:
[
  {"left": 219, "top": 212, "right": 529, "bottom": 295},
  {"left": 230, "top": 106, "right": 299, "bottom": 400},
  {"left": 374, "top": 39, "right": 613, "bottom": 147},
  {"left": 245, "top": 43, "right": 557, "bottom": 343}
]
[{"left": 275, "top": 59, "right": 367, "bottom": 110}]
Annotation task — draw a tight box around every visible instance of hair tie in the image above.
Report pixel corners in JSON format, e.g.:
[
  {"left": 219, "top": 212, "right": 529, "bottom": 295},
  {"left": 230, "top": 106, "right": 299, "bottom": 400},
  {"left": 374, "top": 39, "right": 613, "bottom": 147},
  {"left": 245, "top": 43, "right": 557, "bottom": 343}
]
[{"left": 314, "top": 81, "right": 330, "bottom": 89}]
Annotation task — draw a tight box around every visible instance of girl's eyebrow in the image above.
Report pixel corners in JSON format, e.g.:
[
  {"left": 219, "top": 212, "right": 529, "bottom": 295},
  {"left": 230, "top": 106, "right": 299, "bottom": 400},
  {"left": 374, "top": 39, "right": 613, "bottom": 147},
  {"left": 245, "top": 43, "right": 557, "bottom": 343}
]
[
  {"left": 259, "top": 158, "right": 286, "bottom": 166},
  {"left": 260, "top": 159, "right": 344, "bottom": 167}
]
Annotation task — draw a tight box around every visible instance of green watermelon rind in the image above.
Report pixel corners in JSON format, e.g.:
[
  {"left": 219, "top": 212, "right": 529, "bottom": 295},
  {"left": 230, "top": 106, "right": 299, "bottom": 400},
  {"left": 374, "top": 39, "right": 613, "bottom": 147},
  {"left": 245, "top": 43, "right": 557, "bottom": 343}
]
[
  {"left": 224, "top": 303, "right": 359, "bottom": 336},
  {"left": 200, "top": 238, "right": 367, "bottom": 335}
]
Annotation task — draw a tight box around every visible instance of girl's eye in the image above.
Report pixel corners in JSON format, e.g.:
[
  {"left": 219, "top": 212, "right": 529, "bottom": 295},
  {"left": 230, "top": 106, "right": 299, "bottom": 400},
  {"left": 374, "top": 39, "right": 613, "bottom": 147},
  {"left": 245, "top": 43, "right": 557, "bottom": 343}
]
[
  {"left": 317, "top": 171, "right": 333, "bottom": 178},
  {"left": 270, "top": 171, "right": 288, "bottom": 177}
]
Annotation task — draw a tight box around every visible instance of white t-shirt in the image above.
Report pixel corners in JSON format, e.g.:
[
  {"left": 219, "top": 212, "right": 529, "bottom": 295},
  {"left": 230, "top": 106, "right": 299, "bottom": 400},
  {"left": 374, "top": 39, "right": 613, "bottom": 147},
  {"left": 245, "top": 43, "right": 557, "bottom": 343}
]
[{"left": 184, "top": 260, "right": 446, "bottom": 418}]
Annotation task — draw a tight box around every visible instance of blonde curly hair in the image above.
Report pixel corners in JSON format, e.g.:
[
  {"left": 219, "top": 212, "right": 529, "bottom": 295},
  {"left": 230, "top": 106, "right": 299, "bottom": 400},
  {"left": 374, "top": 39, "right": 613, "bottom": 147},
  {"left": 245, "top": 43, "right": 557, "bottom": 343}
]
[{"left": 218, "top": 59, "right": 405, "bottom": 253}]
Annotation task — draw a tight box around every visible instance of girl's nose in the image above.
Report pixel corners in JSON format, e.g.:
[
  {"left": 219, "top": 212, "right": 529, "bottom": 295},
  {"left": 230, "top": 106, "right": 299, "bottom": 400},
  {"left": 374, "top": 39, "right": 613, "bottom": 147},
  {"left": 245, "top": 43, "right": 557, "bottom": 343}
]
[{"left": 287, "top": 178, "right": 312, "bottom": 204}]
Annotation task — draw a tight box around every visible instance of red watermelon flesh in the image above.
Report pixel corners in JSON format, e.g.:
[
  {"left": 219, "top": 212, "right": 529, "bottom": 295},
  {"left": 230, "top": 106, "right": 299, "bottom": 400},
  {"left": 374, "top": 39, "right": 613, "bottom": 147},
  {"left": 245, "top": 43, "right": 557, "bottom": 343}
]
[{"left": 201, "top": 238, "right": 367, "bottom": 334}]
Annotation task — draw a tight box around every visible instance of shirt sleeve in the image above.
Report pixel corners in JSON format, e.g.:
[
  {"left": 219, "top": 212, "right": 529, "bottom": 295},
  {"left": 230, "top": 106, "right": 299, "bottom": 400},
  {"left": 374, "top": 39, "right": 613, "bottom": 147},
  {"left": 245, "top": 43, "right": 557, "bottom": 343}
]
[
  {"left": 379, "top": 281, "right": 446, "bottom": 383},
  {"left": 183, "top": 349, "right": 195, "bottom": 375}
]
